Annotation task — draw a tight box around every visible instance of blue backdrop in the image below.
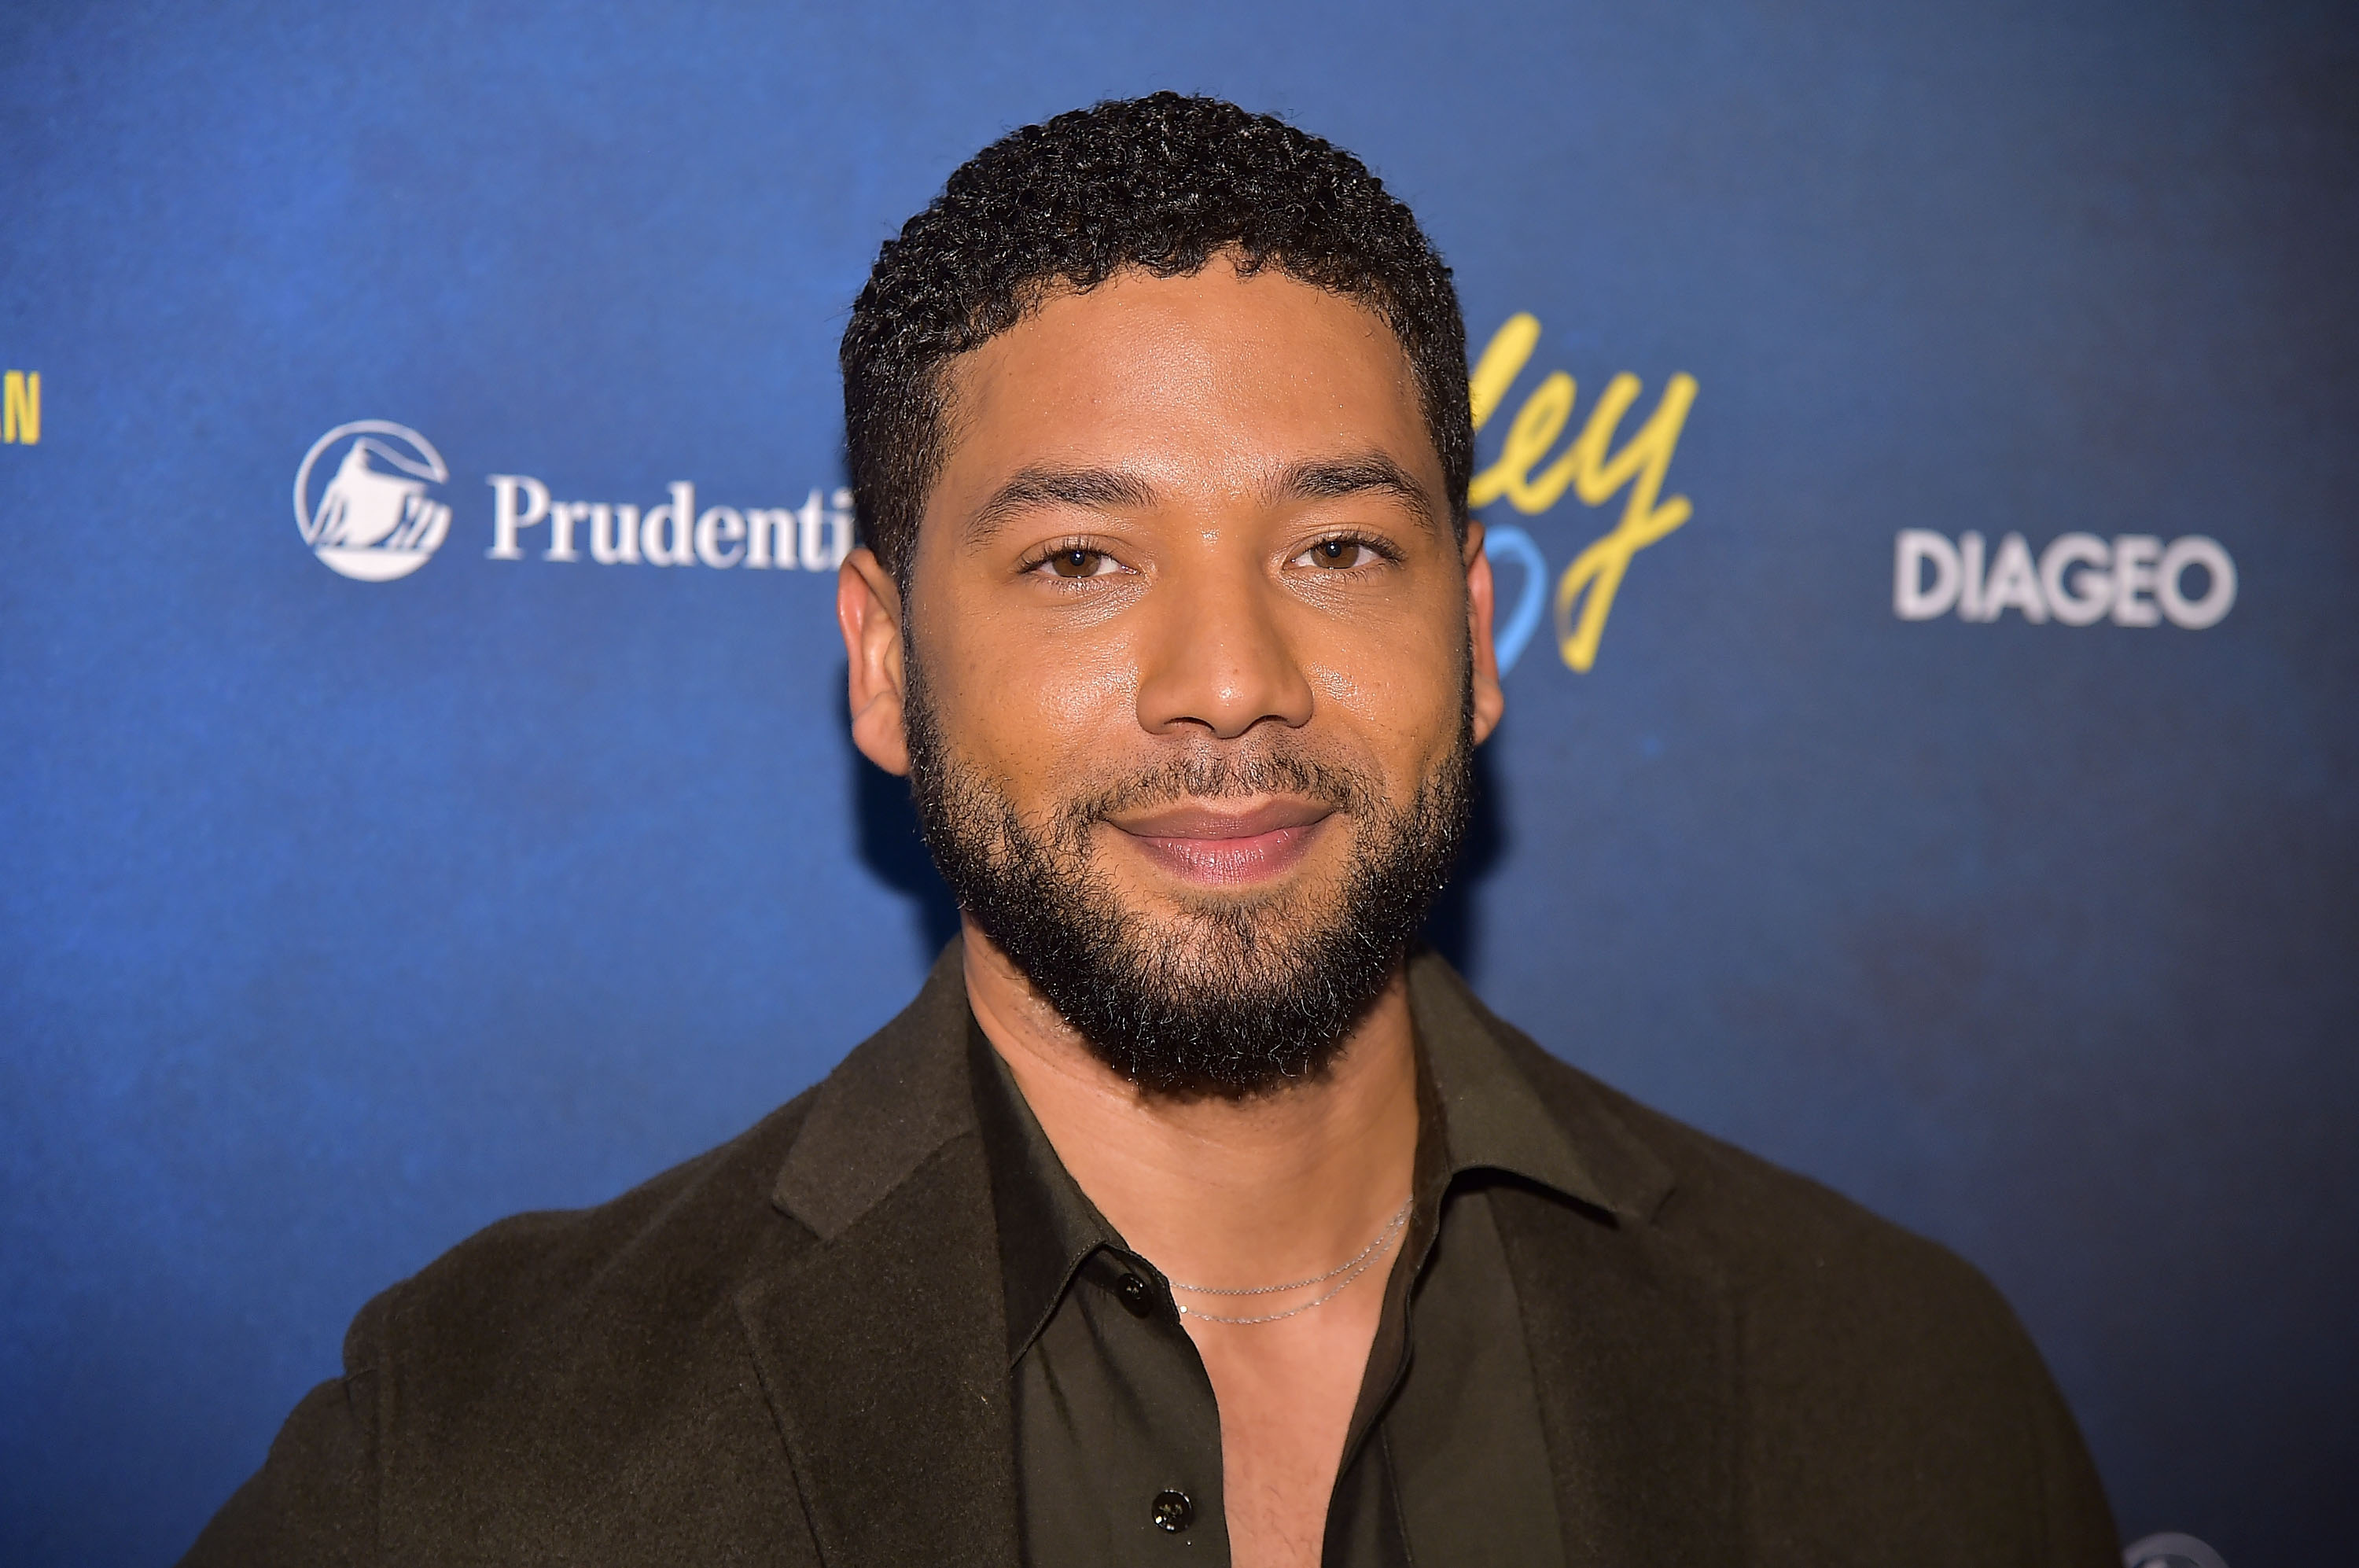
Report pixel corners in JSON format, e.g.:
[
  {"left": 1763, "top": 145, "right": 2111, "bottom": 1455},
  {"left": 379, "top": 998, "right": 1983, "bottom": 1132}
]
[{"left": 3, "top": 2, "right": 2353, "bottom": 1562}]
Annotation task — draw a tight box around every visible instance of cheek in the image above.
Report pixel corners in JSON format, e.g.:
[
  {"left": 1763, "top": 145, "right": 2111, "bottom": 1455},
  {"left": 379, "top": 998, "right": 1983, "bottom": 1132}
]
[
  {"left": 929, "top": 608, "right": 1141, "bottom": 785},
  {"left": 1035, "top": 645, "right": 1138, "bottom": 738},
  {"left": 1303, "top": 611, "right": 1467, "bottom": 781}
]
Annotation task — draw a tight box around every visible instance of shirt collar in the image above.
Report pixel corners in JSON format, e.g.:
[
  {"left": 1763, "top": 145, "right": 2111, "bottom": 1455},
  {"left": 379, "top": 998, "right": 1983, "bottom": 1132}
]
[
  {"left": 968, "top": 1020, "right": 1132, "bottom": 1363},
  {"left": 1411, "top": 958, "right": 1609, "bottom": 1208},
  {"left": 972, "top": 948, "right": 1635, "bottom": 1365},
  {"left": 1404, "top": 945, "right": 1672, "bottom": 1223}
]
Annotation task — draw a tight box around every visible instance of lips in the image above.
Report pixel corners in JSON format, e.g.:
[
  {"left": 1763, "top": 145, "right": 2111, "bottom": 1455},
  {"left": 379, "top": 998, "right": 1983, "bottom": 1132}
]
[{"left": 1106, "top": 797, "right": 1338, "bottom": 887}]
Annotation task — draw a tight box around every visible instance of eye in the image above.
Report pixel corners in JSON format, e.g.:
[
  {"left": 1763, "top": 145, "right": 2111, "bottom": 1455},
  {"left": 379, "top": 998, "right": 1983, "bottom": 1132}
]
[
  {"left": 1294, "top": 536, "right": 1386, "bottom": 571},
  {"left": 1031, "top": 546, "right": 1123, "bottom": 580}
]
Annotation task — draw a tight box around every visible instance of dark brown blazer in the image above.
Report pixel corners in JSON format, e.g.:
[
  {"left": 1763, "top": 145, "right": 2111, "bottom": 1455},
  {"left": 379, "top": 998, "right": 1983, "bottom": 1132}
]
[{"left": 183, "top": 948, "right": 2118, "bottom": 1566}]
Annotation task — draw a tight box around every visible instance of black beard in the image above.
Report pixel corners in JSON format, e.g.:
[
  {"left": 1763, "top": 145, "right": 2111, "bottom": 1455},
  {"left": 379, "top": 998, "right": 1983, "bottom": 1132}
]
[{"left": 903, "top": 658, "right": 1474, "bottom": 1099}]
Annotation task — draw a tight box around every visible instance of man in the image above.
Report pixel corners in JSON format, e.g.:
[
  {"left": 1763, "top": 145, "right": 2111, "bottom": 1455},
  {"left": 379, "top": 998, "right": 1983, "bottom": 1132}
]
[{"left": 186, "top": 94, "right": 2117, "bottom": 1566}]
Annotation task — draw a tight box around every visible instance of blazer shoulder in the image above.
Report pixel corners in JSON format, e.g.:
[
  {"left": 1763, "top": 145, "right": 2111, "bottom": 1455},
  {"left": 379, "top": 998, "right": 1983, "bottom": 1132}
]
[
  {"left": 1482, "top": 1007, "right": 1982, "bottom": 1294},
  {"left": 344, "top": 1086, "right": 823, "bottom": 1380},
  {"left": 190, "top": 1089, "right": 838, "bottom": 1566},
  {"left": 1464, "top": 988, "right": 2055, "bottom": 1403},
  {"left": 1474, "top": 1004, "right": 2116, "bottom": 1558},
  {"left": 337, "top": 945, "right": 977, "bottom": 1462}
]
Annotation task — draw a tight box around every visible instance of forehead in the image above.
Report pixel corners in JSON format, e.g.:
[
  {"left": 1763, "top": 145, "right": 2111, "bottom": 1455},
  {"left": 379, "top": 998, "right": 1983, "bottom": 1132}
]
[{"left": 932, "top": 262, "right": 1434, "bottom": 493}]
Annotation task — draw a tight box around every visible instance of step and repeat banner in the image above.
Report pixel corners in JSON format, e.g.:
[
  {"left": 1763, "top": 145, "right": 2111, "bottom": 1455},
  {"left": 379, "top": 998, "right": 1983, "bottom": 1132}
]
[{"left": 3, "top": 2, "right": 2352, "bottom": 1562}]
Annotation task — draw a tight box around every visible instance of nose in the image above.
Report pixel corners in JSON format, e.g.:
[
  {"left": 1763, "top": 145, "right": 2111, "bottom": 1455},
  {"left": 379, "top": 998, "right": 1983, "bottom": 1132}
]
[{"left": 1134, "top": 559, "right": 1316, "bottom": 740}]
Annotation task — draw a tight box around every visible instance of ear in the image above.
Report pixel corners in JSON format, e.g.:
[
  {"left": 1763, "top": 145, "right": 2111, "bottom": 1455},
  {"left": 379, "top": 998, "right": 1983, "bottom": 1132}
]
[
  {"left": 1463, "top": 521, "right": 1506, "bottom": 745},
  {"left": 837, "top": 547, "right": 911, "bottom": 775}
]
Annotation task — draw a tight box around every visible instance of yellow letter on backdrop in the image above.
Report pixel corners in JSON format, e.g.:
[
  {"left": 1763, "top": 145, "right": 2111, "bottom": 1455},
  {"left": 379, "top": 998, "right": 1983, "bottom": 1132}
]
[
  {"left": 1469, "top": 313, "right": 1540, "bottom": 433},
  {"left": 1464, "top": 316, "right": 1699, "bottom": 671},
  {"left": 2, "top": 372, "right": 37, "bottom": 445},
  {"left": 1470, "top": 370, "right": 1582, "bottom": 513},
  {"left": 1553, "top": 372, "right": 1698, "bottom": 671}
]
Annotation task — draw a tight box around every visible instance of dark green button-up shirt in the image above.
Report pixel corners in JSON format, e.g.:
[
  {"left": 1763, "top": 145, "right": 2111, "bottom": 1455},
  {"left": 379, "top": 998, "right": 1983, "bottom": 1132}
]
[{"left": 970, "top": 1019, "right": 1586, "bottom": 1567}]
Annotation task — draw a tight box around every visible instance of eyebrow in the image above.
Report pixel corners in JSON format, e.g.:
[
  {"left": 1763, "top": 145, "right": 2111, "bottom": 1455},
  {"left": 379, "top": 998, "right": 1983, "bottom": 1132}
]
[
  {"left": 959, "top": 450, "right": 1442, "bottom": 547},
  {"left": 1271, "top": 453, "right": 1441, "bottom": 532},
  {"left": 965, "top": 466, "right": 1159, "bottom": 547}
]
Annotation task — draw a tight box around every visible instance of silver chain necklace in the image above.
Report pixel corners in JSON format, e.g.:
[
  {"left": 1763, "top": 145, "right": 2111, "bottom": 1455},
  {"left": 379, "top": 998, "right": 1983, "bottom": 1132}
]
[{"left": 1166, "top": 1198, "right": 1412, "bottom": 1326}]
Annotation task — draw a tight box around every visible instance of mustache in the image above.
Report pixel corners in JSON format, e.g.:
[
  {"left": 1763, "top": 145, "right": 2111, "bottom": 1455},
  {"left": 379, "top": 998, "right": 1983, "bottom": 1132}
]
[{"left": 1062, "top": 745, "right": 1378, "bottom": 826}]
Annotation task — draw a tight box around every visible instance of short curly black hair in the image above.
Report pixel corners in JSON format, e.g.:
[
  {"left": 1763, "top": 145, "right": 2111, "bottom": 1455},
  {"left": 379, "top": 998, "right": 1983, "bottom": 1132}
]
[{"left": 841, "top": 92, "right": 1471, "bottom": 582}]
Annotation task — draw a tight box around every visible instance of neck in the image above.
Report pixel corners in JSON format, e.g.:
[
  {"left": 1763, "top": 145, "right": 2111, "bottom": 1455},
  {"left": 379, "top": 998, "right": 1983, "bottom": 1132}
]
[{"left": 960, "top": 919, "right": 1420, "bottom": 1290}]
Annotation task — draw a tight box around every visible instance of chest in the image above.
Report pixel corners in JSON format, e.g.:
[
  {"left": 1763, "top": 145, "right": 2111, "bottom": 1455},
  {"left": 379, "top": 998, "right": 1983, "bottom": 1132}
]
[
  {"left": 1008, "top": 1186, "right": 1565, "bottom": 1568},
  {"left": 1187, "top": 1290, "right": 1389, "bottom": 1568}
]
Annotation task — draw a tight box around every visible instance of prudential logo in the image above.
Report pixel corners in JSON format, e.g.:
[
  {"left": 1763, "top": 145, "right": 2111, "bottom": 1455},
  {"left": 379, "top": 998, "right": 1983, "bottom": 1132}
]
[{"left": 294, "top": 421, "right": 453, "bottom": 581}]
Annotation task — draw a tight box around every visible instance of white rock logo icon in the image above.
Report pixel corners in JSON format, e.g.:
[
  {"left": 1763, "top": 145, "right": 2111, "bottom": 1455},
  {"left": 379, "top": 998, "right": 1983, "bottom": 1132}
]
[{"left": 294, "top": 421, "right": 452, "bottom": 581}]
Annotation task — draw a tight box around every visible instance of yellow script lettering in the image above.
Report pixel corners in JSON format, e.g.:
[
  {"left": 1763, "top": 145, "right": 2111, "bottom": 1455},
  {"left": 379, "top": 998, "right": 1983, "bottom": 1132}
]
[
  {"left": 1471, "top": 370, "right": 1581, "bottom": 511},
  {"left": 1554, "top": 371, "right": 1698, "bottom": 671},
  {"left": 1468, "top": 312, "right": 1540, "bottom": 432},
  {"left": 1463, "top": 317, "right": 1696, "bottom": 671}
]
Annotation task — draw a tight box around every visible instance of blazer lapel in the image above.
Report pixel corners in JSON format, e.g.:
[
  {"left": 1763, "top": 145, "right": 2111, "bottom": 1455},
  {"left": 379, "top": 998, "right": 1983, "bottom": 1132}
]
[
  {"left": 1493, "top": 1189, "right": 1743, "bottom": 1565},
  {"left": 736, "top": 948, "right": 1022, "bottom": 1568},
  {"left": 1412, "top": 955, "right": 1743, "bottom": 1565}
]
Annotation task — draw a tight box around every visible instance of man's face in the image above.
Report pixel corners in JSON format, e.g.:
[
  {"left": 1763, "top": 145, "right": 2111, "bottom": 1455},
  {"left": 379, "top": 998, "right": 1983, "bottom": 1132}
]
[{"left": 845, "top": 258, "right": 1503, "bottom": 1095}]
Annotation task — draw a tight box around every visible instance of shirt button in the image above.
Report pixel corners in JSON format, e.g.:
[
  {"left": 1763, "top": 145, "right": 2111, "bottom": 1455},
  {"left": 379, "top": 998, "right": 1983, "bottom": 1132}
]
[
  {"left": 1116, "top": 1272, "right": 1155, "bottom": 1318},
  {"left": 1150, "top": 1489, "right": 1194, "bottom": 1533}
]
